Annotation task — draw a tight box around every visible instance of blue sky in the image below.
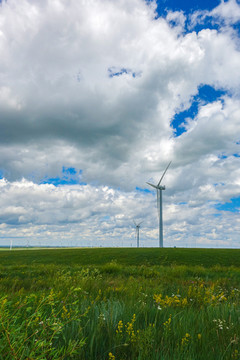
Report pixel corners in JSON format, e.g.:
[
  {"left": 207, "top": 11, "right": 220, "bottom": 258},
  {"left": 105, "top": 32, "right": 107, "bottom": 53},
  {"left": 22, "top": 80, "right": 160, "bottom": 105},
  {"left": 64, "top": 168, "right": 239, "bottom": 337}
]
[
  {"left": 215, "top": 197, "right": 240, "bottom": 212},
  {"left": 41, "top": 167, "right": 86, "bottom": 186},
  {"left": 155, "top": 0, "right": 221, "bottom": 13},
  {"left": 0, "top": 0, "right": 240, "bottom": 248},
  {"left": 171, "top": 85, "right": 228, "bottom": 136}
]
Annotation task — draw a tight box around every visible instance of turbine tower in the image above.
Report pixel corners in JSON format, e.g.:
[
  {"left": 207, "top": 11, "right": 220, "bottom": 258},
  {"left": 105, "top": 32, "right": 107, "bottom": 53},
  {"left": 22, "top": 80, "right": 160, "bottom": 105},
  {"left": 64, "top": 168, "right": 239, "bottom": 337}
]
[
  {"left": 133, "top": 220, "right": 143, "bottom": 248},
  {"left": 146, "top": 161, "right": 171, "bottom": 248}
]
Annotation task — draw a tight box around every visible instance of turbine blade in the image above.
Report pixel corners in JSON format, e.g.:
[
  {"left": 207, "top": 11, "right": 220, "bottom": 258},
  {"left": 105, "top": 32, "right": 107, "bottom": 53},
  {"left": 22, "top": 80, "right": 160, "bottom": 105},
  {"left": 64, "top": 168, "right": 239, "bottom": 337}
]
[
  {"left": 133, "top": 220, "right": 137, "bottom": 226},
  {"left": 146, "top": 182, "right": 158, "bottom": 189},
  {"left": 137, "top": 221, "right": 144, "bottom": 226},
  {"left": 158, "top": 161, "right": 172, "bottom": 186}
]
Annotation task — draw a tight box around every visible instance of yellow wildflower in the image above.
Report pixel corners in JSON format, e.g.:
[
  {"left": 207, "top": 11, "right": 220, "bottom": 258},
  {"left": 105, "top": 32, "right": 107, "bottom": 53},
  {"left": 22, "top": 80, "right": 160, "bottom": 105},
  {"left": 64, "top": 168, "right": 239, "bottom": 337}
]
[
  {"left": 181, "top": 333, "right": 191, "bottom": 347},
  {"left": 232, "top": 349, "right": 238, "bottom": 360},
  {"left": 163, "top": 315, "right": 172, "bottom": 327},
  {"left": 116, "top": 320, "right": 123, "bottom": 334},
  {"left": 125, "top": 314, "right": 136, "bottom": 343},
  {"left": 108, "top": 352, "right": 115, "bottom": 360}
]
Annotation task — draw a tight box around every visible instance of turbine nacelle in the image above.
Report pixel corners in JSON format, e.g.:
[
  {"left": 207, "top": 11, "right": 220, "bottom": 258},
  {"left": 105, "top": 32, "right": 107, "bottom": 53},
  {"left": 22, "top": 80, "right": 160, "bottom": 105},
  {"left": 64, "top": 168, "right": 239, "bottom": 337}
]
[
  {"left": 146, "top": 161, "right": 171, "bottom": 191},
  {"left": 133, "top": 220, "right": 143, "bottom": 228},
  {"left": 146, "top": 182, "right": 166, "bottom": 191}
]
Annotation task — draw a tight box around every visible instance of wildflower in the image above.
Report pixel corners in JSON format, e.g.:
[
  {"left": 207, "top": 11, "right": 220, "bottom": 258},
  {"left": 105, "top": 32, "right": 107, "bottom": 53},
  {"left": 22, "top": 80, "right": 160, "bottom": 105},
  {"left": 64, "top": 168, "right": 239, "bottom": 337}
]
[
  {"left": 108, "top": 352, "right": 115, "bottom": 360},
  {"left": 125, "top": 314, "right": 136, "bottom": 342},
  {"left": 232, "top": 349, "right": 239, "bottom": 359},
  {"left": 163, "top": 314, "right": 172, "bottom": 332},
  {"left": 61, "top": 305, "right": 70, "bottom": 319},
  {"left": 163, "top": 315, "right": 171, "bottom": 327},
  {"left": 154, "top": 293, "right": 188, "bottom": 308},
  {"left": 212, "top": 318, "right": 231, "bottom": 331},
  {"left": 98, "top": 313, "right": 106, "bottom": 321},
  {"left": 116, "top": 320, "right": 123, "bottom": 334},
  {"left": 197, "top": 333, "right": 201, "bottom": 340},
  {"left": 1, "top": 298, "right": 7, "bottom": 307},
  {"left": 181, "top": 333, "right": 191, "bottom": 347}
]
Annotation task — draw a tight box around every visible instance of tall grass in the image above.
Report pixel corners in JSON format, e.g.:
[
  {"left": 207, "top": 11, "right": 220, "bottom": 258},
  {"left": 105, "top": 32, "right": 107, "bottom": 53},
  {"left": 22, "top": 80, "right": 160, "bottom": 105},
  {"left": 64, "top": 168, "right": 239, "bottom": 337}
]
[{"left": 0, "top": 249, "right": 239, "bottom": 359}]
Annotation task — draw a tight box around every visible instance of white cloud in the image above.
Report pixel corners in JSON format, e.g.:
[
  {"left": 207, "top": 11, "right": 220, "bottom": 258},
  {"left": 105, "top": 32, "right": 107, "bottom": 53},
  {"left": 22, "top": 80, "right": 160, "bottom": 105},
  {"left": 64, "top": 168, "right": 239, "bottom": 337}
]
[
  {"left": 0, "top": 0, "right": 240, "bottom": 247},
  {"left": 0, "top": 177, "right": 239, "bottom": 248},
  {"left": 209, "top": 0, "right": 240, "bottom": 24},
  {"left": 174, "top": 97, "right": 240, "bottom": 164},
  {"left": 190, "top": 0, "right": 240, "bottom": 28}
]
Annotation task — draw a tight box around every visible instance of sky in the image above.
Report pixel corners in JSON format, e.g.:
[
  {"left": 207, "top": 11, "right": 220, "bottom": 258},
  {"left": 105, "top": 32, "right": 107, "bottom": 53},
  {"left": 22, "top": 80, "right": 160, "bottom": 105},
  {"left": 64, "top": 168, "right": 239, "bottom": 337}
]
[{"left": 0, "top": 0, "right": 240, "bottom": 248}]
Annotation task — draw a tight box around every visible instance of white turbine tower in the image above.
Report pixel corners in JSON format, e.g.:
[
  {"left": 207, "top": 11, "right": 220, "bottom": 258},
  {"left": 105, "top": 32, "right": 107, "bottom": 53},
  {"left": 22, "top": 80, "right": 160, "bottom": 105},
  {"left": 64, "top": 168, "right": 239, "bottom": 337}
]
[
  {"left": 146, "top": 161, "right": 171, "bottom": 248},
  {"left": 133, "top": 220, "right": 143, "bottom": 248}
]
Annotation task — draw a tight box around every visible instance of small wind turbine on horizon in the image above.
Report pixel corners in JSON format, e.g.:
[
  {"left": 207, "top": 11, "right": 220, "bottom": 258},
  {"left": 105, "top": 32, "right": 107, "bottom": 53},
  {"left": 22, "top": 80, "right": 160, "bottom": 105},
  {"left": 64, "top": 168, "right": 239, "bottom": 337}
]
[
  {"left": 146, "top": 161, "right": 171, "bottom": 248},
  {"left": 133, "top": 220, "right": 143, "bottom": 248}
]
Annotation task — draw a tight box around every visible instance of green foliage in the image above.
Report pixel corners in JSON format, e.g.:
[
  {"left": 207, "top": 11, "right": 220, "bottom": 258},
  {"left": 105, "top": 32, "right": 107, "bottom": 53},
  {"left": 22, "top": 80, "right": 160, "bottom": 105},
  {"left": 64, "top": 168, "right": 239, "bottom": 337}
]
[{"left": 0, "top": 248, "right": 239, "bottom": 359}]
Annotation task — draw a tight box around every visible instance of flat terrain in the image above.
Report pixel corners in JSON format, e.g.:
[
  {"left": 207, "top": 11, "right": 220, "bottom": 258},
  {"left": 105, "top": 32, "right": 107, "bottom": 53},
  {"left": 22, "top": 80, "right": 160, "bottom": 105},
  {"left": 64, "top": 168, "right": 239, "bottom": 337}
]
[
  {"left": 0, "top": 248, "right": 239, "bottom": 360},
  {"left": 0, "top": 247, "right": 239, "bottom": 267}
]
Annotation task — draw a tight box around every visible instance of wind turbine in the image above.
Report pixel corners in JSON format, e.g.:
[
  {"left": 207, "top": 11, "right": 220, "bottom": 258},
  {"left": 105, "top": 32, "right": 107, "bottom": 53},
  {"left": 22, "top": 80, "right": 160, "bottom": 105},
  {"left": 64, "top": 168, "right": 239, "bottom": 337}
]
[
  {"left": 133, "top": 220, "right": 143, "bottom": 248},
  {"left": 146, "top": 161, "right": 171, "bottom": 248}
]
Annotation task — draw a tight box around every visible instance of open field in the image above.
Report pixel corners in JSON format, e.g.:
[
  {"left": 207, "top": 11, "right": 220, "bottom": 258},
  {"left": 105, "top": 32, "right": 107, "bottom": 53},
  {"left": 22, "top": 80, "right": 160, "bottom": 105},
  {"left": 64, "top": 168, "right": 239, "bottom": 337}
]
[
  {"left": 0, "top": 248, "right": 239, "bottom": 359},
  {"left": 0, "top": 247, "right": 240, "bottom": 267}
]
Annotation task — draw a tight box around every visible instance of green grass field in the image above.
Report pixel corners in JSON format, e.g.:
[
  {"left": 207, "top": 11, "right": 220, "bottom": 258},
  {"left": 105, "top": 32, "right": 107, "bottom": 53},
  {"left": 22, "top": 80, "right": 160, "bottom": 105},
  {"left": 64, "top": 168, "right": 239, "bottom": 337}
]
[
  {"left": 0, "top": 247, "right": 239, "bottom": 267},
  {"left": 0, "top": 248, "right": 239, "bottom": 359}
]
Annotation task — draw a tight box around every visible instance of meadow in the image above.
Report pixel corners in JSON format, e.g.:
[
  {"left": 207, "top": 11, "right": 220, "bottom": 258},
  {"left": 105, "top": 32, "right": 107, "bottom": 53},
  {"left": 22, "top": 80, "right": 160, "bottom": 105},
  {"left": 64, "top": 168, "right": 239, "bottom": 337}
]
[{"left": 0, "top": 248, "right": 239, "bottom": 360}]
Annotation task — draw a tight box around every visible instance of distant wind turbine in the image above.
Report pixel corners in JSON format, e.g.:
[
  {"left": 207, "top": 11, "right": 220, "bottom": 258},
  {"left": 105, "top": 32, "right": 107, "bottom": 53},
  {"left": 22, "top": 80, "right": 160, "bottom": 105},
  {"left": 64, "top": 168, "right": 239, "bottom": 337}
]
[
  {"left": 133, "top": 220, "right": 143, "bottom": 248},
  {"left": 146, "top": 161, "right": 171, "bottom": 248}
]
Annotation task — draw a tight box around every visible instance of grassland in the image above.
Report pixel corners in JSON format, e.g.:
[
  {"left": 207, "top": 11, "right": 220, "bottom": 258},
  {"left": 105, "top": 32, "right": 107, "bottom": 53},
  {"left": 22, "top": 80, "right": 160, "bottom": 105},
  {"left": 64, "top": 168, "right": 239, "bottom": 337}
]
[{"left": 0, "top": 248, "right": 239, "bottom": 360}]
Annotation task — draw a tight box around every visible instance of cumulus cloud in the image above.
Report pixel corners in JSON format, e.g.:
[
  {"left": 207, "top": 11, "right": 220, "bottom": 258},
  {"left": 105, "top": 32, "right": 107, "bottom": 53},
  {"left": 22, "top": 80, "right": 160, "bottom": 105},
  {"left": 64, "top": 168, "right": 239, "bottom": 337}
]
[
  {"left": 0, "top": 177, "right": 239, "bottom": 248},
  {"left": 0, "top": 178, "right": 155, "bottom": 246},
  {"left": 0, "top": 0, "right": 240, "bottom": 247},
  {"left": 174, "top": 97, "right": 240, "bottom": 163},
  {"left": 211, "top": 0, "right": 240, "bottom": 23},
  {"left": 190, "top": 0, "right": 240, "bottom": 28}
]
